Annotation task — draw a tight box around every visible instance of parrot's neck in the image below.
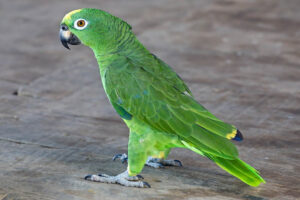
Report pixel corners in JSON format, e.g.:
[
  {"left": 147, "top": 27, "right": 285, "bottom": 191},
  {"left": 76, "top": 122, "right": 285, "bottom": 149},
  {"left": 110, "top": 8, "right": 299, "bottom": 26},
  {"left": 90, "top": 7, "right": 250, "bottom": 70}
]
[{"left": 92, "top": 33, "right": 151, "bottom": 75}]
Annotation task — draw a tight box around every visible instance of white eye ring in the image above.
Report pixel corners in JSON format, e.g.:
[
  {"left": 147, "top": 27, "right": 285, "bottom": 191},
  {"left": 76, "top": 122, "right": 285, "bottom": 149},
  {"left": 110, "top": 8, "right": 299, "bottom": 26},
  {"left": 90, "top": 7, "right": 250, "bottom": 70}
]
[{"left": 74, "top": 19, "right": 88, "bottom": 30}]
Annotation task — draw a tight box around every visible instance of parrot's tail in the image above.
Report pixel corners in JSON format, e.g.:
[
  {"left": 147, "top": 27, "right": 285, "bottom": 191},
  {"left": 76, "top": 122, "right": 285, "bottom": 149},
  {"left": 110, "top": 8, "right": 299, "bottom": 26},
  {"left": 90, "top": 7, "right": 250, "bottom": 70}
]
[{"left": 206, "top": 154, "right": 265, "bottom": 187}]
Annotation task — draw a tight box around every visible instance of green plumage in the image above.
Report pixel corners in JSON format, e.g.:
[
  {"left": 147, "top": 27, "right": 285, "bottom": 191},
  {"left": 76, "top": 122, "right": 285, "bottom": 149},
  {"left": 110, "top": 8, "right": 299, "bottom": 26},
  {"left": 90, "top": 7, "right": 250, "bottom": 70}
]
[{"left": 61, "top": 8, "right": 265, "bottom": 187}]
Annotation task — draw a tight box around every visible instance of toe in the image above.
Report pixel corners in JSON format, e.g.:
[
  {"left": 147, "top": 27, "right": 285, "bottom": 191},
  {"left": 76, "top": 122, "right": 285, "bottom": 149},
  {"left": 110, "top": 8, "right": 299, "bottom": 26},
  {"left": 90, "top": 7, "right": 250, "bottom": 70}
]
[
  {"left": 98, "top": 173, "right": 110, "bottom": 178},
  {"left": 117, "top": 179, "right": 151, "bottom": 188},
  {"left": 146, "top": 162, "right": 164, "bottom": 168},
  {"left": 112, "top": 154, "right": 122, "bottom": 161},
  {"left": 125, "top": 174, "right": 144, "bottom": 181},
  {"left": 83, "top": 171, "right": 150, "bottom": 188}
]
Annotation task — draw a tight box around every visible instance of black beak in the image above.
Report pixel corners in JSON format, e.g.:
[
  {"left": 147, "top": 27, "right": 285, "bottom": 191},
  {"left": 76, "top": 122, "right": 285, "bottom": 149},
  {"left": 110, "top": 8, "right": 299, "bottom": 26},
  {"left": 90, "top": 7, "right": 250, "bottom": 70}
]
[{"left": 60, "top": 24, "right": 81, "bottom": 50}]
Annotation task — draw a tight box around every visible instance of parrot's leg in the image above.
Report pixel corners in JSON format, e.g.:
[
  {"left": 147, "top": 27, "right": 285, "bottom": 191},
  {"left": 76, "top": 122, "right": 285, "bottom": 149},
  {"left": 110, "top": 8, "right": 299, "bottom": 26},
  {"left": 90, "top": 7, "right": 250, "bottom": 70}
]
[{"left": 85, "top": 129, "right": 151, "bottom": 188}]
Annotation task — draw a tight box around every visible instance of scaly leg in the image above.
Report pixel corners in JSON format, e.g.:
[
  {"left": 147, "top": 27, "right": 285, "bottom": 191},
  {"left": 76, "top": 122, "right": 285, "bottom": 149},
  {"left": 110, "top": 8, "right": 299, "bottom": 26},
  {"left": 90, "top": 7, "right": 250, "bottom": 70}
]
[{"left": 85, "top": 130, "right": 150, "bottom": 187}]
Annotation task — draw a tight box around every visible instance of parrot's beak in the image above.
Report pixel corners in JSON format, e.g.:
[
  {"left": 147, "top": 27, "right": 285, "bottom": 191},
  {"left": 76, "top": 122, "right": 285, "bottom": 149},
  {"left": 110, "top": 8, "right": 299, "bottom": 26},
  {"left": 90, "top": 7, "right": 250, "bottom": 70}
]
[{"left": 60, "top": 24, "right": 81, "bottom": 50}]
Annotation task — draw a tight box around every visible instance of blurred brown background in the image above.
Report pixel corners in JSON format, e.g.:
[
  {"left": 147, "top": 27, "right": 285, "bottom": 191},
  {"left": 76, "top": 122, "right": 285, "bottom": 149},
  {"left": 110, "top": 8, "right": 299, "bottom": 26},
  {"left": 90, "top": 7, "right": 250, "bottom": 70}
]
[{"left": 0, "top": 0, "right": 299, "bottom": 199}]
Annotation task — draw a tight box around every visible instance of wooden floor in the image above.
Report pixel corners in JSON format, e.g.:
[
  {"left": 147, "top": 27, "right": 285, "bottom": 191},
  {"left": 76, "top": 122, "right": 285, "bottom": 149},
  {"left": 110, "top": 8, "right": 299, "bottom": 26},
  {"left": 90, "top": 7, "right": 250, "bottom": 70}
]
[{"left": 0, "top": 0, "right": 299, "bottom": 199}]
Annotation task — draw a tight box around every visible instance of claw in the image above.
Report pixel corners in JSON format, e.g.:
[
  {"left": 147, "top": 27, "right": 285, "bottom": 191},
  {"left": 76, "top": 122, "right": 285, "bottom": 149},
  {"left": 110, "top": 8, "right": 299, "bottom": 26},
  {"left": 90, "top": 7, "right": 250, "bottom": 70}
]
[
  {"left": 137, "top": 175, "right": 144, "bottom": 179},
  {"left": 112, "top": 153, "right": 128, "bottom": 163},
  {"left": 84, "top": 174, "right": 92, "bottom": 180},
  {"left": 143, "top": 182, "right": 151, "bottom": 188},
  {"left": 112, "top": 154, "right": 122, "bottom": 161},
  {"left": 174, "top": 160, "right": 183, "bottom": 166}
]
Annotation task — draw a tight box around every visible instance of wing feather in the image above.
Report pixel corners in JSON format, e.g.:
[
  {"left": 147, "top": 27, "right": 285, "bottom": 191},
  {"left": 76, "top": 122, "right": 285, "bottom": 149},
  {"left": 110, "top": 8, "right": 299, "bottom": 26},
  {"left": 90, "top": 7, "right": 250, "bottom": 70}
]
[{"left": 105, "top": 58, "right": 239, "bottom": 158}]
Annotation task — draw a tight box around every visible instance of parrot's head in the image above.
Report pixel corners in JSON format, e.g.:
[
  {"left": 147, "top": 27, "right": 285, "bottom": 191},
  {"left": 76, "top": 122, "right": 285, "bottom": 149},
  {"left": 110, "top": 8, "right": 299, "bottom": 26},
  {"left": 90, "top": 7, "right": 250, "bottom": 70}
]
[{"left": 59, "top": 8, "right": 132, "bottom": 51}]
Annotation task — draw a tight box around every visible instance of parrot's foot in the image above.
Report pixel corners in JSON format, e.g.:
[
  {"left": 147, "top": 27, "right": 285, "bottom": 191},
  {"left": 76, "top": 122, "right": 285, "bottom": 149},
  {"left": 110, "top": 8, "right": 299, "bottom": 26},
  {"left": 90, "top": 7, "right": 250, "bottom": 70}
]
[
  {"left": 112, "top": 153, "right": 128, "bottom": 163},
  {"left": 113, "top": 153, "right": 182, "bottom": 168},
  {"left": 145, "top": 157, "right": 182, "bottom": 168},
  {"left": 84, "top": 171, "right": 150, "bottom": 188}
]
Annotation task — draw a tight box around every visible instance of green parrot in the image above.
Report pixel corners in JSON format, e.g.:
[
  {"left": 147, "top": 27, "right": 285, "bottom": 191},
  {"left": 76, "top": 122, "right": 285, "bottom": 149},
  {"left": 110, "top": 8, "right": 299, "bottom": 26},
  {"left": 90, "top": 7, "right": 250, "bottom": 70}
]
[{"left": 59, "top": 8, "right": 265, "bottom": 188}]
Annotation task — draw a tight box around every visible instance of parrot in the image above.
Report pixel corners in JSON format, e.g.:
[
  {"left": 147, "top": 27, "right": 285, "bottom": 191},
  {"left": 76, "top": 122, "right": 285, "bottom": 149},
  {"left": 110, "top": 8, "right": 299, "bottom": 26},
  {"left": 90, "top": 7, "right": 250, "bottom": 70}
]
[{"left": 59, "top": 8, "right": 265, "bottom": 188}]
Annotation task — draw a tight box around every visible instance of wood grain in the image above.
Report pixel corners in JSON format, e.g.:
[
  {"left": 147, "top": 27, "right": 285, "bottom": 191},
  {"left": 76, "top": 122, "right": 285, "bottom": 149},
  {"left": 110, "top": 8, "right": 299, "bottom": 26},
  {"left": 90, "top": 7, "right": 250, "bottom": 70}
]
[{"left": 0, "top": 0, "right": 299, "bottom": 199}]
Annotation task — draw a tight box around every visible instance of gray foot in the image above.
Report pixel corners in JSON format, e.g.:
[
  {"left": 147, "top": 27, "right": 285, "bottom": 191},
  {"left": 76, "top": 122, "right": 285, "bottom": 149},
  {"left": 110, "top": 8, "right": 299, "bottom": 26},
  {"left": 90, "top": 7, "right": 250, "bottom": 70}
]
[
  {"left": 146, "top": 157, "right": 182, "bottom": 168},
  {"left": 113, "top": 153, "right": 182, "bottom": 168},
  {"left": 84, "top": 171, "right": 150, "bottom": 188}
]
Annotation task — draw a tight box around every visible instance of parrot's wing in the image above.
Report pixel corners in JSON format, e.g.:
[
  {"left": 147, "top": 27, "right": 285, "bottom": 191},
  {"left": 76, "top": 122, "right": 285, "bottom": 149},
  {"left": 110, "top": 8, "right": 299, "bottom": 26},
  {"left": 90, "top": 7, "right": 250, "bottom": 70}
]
[
  {"left": 105, "top": 59, "right": 239, "bottom": 159},
  {"left": 148, "top": 54, "right": 193, "bottom": 97}
]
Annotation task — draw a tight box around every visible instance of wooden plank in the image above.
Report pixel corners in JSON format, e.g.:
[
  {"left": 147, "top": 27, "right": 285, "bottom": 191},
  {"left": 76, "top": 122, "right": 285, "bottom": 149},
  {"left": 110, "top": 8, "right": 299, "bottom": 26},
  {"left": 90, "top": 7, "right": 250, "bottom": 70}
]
[
  {"left": 0, "top": 194, "right": 7, "bottom": 200},
  {"left": 0, "top": 0, "right": 299, "bottom": 199}
]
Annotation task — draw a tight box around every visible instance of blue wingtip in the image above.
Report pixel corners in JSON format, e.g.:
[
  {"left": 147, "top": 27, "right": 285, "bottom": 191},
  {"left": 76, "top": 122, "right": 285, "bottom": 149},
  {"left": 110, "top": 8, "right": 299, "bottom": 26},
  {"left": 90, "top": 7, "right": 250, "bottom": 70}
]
[
  {"left": 121, "top": 113, "right": 132, "bottom": 120},
  {"left": 232, "top": 129, "right": 243, "bottom": 141}
]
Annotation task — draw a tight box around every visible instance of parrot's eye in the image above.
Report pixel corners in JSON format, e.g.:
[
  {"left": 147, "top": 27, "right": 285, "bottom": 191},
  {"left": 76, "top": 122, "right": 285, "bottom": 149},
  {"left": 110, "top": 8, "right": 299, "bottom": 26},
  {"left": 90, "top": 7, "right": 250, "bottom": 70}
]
[{"left": 74, "top": 19, "right": 88, "bottom": 30}]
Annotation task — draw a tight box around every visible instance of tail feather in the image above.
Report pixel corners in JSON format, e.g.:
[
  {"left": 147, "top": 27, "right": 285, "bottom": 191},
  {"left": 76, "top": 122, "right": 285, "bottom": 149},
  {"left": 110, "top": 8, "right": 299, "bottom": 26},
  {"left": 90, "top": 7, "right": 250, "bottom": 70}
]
[
  {"left": 207, "top": 154, "right": 265, "bottom": 187},
  {"left": 232, "top": 129, "right": 243, "bottom": 141}
]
